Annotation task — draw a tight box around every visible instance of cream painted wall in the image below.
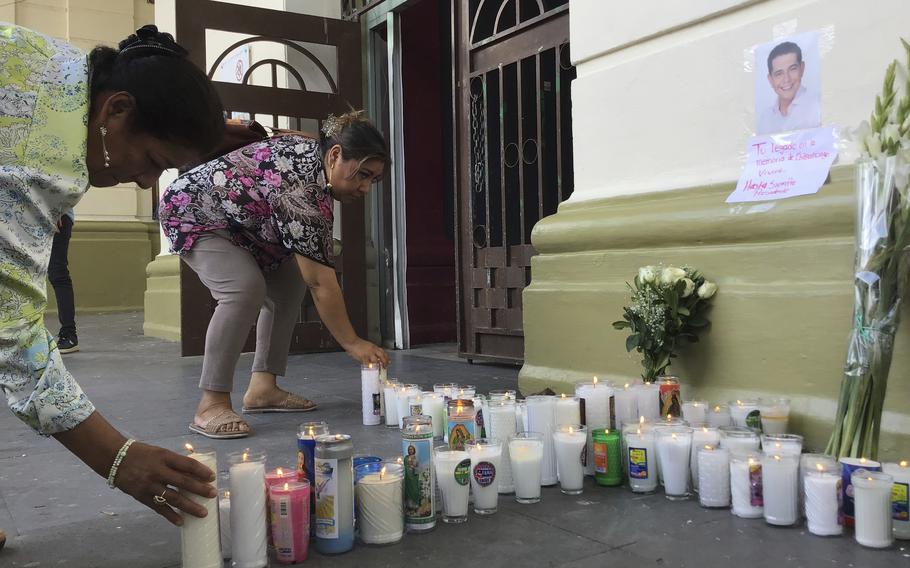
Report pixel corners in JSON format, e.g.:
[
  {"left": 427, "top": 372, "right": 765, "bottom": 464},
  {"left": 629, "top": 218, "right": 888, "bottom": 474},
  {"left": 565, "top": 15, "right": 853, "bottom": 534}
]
[{"left": 568, "top": 0, "right": 910, "bottom": 202}]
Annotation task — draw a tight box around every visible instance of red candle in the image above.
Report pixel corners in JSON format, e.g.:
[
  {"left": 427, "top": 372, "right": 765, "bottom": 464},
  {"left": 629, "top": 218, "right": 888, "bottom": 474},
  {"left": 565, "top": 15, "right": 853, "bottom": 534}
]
[{"left": 269, "top": 481, "right": 310, "bottom": 564}]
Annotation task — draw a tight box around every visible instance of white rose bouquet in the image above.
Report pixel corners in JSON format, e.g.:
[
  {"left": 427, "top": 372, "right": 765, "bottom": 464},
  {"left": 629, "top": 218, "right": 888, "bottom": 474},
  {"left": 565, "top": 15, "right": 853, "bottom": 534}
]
[{"left": 613, "top": 265, "right": 717, "bottom": 383}]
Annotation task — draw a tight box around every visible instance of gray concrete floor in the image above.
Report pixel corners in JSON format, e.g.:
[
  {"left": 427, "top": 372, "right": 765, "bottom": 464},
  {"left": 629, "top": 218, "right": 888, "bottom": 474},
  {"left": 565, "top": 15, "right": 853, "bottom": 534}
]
[{"left": 0, "top": 312, "right": 906, "bottom": 567}]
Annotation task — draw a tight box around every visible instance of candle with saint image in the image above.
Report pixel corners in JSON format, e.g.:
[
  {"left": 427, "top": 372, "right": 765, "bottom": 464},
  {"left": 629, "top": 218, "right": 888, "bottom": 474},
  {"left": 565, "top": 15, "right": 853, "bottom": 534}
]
[
  {"left": 228, "top": 450, "right": 268, "bottom": 568},
  {"left": 634, "top": 382, "right": 660, "bottom": 421},
  {"left": 355, "top": 462, "right": 404, "bottom": 544},
  {"left": 575, "top": 377, "right": 612, "bottom": 476},
  {"left": 509, "top": 433, "right": 544, "bottom": 503},
  {"left": 383, "top": 380, "right": 401, "bottom": 427},
  {"left": 361, "top": 363, "right": 381, "bottom": 425},
  {"left": 882, "top": 460, "right": 910, "bottom": 540},
  {"left": 852, "top": 470, "right": 894, "bottom": 548},
  {"left": 434, "top": 447, "right": 471, "bottom": 522},
  {"left": 657, "top": 375, "right": 682, "bottom": 417},
  {"left": 624, "top": 427, "right": 657, "bottom": 493},
  {"left": 467, "top": 438, "right": 502, "bottom": 514},
  {"left": 697, "top": 445, "right": 730, "bottom": 508},
  {"left": 840, "top": 456, "right": 882, "bottom": 527},
  {"left": 805, "top": 461, "right": 843, "bottom": 536},
  {"left": 553, "top": 424, "right": 587, "bottom": 495},
  {"left": 729, "top": 399, "right": 760, "bottom": 429},
  {"left": 761, "top": 454, "right": 799, "bottom": 526},
  {"left": 730, "top": 452, "right": 764, "bottom": 518},
  {"left": 690, "top": 426, "right": 721, "bottom": 492},
  {"left": 656, "top": 426, "right": 693, "bottom": 500},
  {"left": 707, "top": 403, "right": 732, "bottom": 428},
  {"left": 269, "top": 481, "right": 310, "bottom": 564},
  {"left": 180, "top": 444, "right": 221, "bottom": 568},
  {"left": 757, "top": 397, "right": 790, "bottom": 434},
  {"left": 614, "top": 383, "right": 639, "bottom": 429},
  {"left": 682, "top": 400, "right": 707, "bottom": 425}
]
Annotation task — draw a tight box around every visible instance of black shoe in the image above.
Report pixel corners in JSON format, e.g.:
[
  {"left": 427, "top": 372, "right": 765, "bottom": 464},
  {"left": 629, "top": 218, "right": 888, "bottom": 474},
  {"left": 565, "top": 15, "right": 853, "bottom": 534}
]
[{"left": 57, "top": 332, "right": 79, "bottom": 354}]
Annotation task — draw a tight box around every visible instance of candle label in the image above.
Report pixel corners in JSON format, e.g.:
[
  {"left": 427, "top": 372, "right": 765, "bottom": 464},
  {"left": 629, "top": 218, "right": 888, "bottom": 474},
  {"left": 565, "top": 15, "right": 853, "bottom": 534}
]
[
  {"left": 473, "top": 461, "right": 496, "bottom": 487},
  {"left": 297, "top": 438, "right": 317, "bottom": 485},
  {"left": 447, "top": 421, "right": 475, "bottom": 451},
  {"left": 609, "top": 395, "right": 616, "bottom": 429},
  {"left": 579, "top": 398, "right": 586, "bottom": 426},
  {"left": 372, "top": 392, "right": 381, "bottom": 416},
  {"left": 315, "top": 458, "right": 339, "bottom": 539},
  {"left": 746, "top": 410, "right": 761, "bottom": 431},
  {"left": 659, "top": 384, "right": 681, "bottom": 417},
  {"left": 628, "top": 448, "right": 649, "bottom": 479},
  {"left": 402, "top": 436, "right": 434, "bottom": 525},
  {"left": 409, "top": 403, "right": 423, "bottom": 417},
  {"left": 455, "top": 459, "right": 471, "bottom": 486},
  {"left": 475, "top": 407, "right": 486, "bottom": 439},
  {"left": 894, "top": 482, "right": 909, "bottom": 522},
  {"left": 749, "top": 463, "right": 763, "bottom": 507},
  {"left": 593, "top": 441, "right": 608, "bottom": 474}
]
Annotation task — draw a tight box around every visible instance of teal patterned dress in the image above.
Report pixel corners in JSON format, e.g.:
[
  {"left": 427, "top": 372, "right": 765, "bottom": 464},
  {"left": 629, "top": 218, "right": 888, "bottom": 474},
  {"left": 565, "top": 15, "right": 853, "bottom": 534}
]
[{"left": 0, "top": 24, "right": 95, "bottom": 434}]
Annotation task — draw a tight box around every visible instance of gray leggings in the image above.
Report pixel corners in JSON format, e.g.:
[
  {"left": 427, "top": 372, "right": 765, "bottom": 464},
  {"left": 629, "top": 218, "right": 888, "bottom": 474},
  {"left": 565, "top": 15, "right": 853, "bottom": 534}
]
[{"left": 182, "top": 232, "right": 306, "bottom": 392}]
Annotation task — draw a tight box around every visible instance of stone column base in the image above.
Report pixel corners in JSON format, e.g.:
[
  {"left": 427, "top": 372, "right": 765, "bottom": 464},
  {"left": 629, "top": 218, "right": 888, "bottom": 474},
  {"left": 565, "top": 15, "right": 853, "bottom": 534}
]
[{"left": 143, "top": 254, "right": 181, "bottom": 342}]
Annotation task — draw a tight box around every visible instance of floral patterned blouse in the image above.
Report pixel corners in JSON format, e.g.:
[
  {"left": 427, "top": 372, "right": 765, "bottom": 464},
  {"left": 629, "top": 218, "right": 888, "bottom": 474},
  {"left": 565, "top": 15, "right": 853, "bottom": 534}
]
[
  {"left": 160, "top": 135, "right": 335, "bottom": 271},
  {"left": 0, "top": 24, "right": 96, "bottom": 434}
]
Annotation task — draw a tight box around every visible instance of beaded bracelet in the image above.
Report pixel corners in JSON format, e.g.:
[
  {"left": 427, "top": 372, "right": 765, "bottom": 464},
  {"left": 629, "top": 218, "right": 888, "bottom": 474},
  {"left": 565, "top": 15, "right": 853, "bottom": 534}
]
[{"left": 107, "top": 438, "right": 136, "bottom": 488}]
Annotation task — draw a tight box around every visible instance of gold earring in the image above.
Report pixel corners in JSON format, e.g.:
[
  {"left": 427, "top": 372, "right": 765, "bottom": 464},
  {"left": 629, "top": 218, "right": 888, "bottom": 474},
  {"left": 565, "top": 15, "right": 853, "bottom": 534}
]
[{"left": 100, "top": 126, "right": 111, "bottom": 168}]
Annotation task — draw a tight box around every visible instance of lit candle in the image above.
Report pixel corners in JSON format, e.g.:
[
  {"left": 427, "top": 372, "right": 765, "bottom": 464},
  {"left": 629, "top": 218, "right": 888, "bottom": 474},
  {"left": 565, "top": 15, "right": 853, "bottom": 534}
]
[
  {"left": 420, "top": 392, "right": 446, "bottom": 439},
  {"left": 652, "top": 415, "right": 686, "bottom": 485},
  {"left": 383, "top": 380, "right": 400, "bottom": 428},
  {"left": 433, "top": 382, "right": 458, "bottom": 401},
  {"left": 228, "top": 450, "right": 268, "bottom": 568},
  {"left": 487, "top": 399, "right": 517, "bottom": 493},
  {"left": 852, "top": 470, "right": 894, "bottom": 548},
  {"left": 762, "top": 454, "right": 799, "bottom": 526},
  {"left": 719, "top": 426, "right": 760, "bottom": 455},
  {"left": 488, "top": 389, "right": 517, "bottom": 402},
  {"left": 697, "top": 445, "right": 730, "bottom": 508},
  {"left": 839, "top": 456, "right": 882, "bottom": 527},
  {"left": 757, "top": 397, "right": 790, "bottom": 434},
  {"left": 314, "top": 434, "right": 355, "bottom": 554},
  {"left": 624, "top": 427, "right": 658, "bottom": 494},
  {"left": 473, "top": 394, "right": 488, "bottom": 438},
  {"left": 799, "top": 453, "right": 836, "bottom": 517},
  {"left": 355, "top": 462, "right": 404, "bottom": 544},
  {"left": 447, "top": 399, "right": 476, "bottom": 450},
  {"left": 434, "top": 447, "right": 471, "bottom": 522},
  {"left": 681, "top": 400, "right": 707, "bottom": 425},
  {"left": 180, "top": 444, "right": 221, "bottom": 568},
  {"left": 657, "top": 375, "right": 682, "bottom": 417},
  {"left": 402, "top": 416, "right": 436, "bottom": 532},
  {"left": 361, "top": 363, "right": 381, "bottom": 426},
  {"left": 219, "top": 489, "right": 231, "bottom": 559},
  {"left": 882, "top": 460, "right": 910, "bottom": 540},
  {"left": 575, "top": 377, "right": 612, "bottom": 477},
  {"left": 297, "top": 422, "right": 328, "bottom": 486},
  {"left": 592, "top": 428, "right": 623, "bottom": 486},
  {"left": 634, "top": 382, "right": 660, "bottom": 421},
  {"left": 269, "top": 481, "right": 310, "bottom": 564},
  {"left": 516, "top": 399, "right": 528, "bottom": 431},
  {"left": 458, "top": 385, "right": 477, "bottom": 400},
  {"left": 265, "top": 465, "right": 292, "bottom": 549},
  {"left": 729, "top": 399, "right": 760, "bottom": 430},
  {"left": 760, "top": 434, "right": 803, "bottom": 457},
  {"left": 556, "top": 394, "right": 582, "bottom": 428},
  {"left": 614, "top": 383, "right": 639, "bottom": 430},
  {"left": 508, "top": 433, "right": 544, "bottom": 503},
  {"left": 805, "top": 462, "right": 842, "bottom": 536},
  {"left": 707, "top": 403, "right": 732, "bottom": 428},
  {"left": 526, "top": 395, "right": 558, "bottom": 486},
  {"left": 395, "top": 384, "right": 421, "bottom": 429},
  {"left": 656, "top": 427, "right": 693, "bottom": 500},
  {"left": 691, "top": 427, "right": 721, "bottom": 492},
  {"left": 730, "top": 452, "right": 764, "bottom": 518},
  {"left": 467, "top": 438, "right": 503, "bottom": 514},
  {"left": 553, "top": 425, "right": 587, "bottom": 495}
]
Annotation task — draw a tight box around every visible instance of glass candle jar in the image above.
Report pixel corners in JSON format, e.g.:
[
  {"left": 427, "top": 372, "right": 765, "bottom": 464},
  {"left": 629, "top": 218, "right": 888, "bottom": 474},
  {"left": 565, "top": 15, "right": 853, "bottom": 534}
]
[
  {"left": 314, "top": 434, "right": 354, "bottom": 554},
  {"left": 401, "top": 416, "right": 436, "bottom": 533}
]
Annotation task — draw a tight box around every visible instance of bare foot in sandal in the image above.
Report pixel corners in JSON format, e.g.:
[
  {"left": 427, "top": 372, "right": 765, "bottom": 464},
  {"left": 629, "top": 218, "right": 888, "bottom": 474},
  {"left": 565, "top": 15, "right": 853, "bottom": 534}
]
[
  {"left": 242, "top": 371, "right": 318, "bottom": 413},
  {"left": 193, "top": 391, "right": 250, "bottom": 438}
]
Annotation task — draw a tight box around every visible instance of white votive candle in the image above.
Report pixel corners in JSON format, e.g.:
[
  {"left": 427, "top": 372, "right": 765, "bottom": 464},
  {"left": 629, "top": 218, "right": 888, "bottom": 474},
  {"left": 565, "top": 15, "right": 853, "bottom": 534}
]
[
  {"left": 625, "top": 428, "right": 658, "bottom": 494},
  {"left": 228, "top": 451, "right": 268, "bottom": 568},
  {"left": 614, "top": 383, "right": 638, "bottom": 430},
  {"left": 761, "top": 434, "right": 803, "bottom": 457},
  {"left": 882, "top": 460, "right": 910, "bottom": 540},
  {"left": 634, "top": 383, "right": 660, "bottom": 421},
  {"left": 729, "top": 399, "right": 760, "bottom": 430},
  {"left": 180, "top": 445, "right": 221, "bottom": 568},
  {"left": 730, "top": 452, "right": 763, "bottom": 518},
  {"left": 719, "top": 427, "right": 760, "bottom": 455},
  {"left": 840, "top": 457, "right": 883, "bottom": 527},
  {"left": 852, "top": 470, "right": 894, "bottom": 548},
  {"left": 757, "top": 397, "right": 790, "bottom": 434},
  {"left": 526, "top": 395, "right": 558, "bottom": 486},
  {"left": 555, "top": 394, "right": 582, "bottom": 427},
  {"left": 799, "top": 453, "right": 836, "bottom": 517},
  {"left": 396, "top": 384, "right": 420, "bottom": 428},
  {"left": 656, "top": 426, "right": 693, "bottom": 500},
  {"left": 707, "top": 404, "right": 732, "bottom": 428},
  {"left": 805, "top": 462, "right": 843, "bottom": 536},
  {"left": 762, "top": 454, "right": 799, "bottom": 526},
  {"left": 682, "top": 400, "right": 707, "bottom": 426},
  {"left": 355, "top": 462, "right": 404, "bottom": 544},
  {"left": 420, "top": 392, "right": 446, "bottom": 439},
  {"left": 553, "top": 425, "right": 587, "bottom": 495},
  {"left": 361, "top": 363, "right": 381, "bottom": 425},
  {"left": 487, "top": 400, "right": 517, "bottom": 493},
  {"left": 509, "top": 433, "right": 544, "bottom": 503},
  {"left": 467, "top": 438, "right": 502, "bottom": 515},
  {"left": 691, "top": 427, "right": 721, "bottom": 492},
  {"left": 383, "top": 381, "right": 401, "bottom": 427},
  {"left": 697, "top": 445, "right": 730, "bottom": 508},
  {"left": 434, "top": 447, "right": 470, "bottom": 522},
  {"left": 575, "top": 378, "right": 613, "bottom": 476}
]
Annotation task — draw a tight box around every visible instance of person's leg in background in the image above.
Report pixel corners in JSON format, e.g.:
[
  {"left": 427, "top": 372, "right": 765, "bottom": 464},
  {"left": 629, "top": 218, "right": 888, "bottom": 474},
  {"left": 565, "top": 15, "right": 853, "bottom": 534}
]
[{"left": 48, "top": 214, "right": 77, "bottom": 353}]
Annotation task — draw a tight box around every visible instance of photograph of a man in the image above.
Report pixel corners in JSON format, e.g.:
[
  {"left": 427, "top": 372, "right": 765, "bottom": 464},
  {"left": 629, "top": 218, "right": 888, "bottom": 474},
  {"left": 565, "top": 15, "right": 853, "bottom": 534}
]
[{"left": 755, "top": 32, "right": 821, "bottom": 135}]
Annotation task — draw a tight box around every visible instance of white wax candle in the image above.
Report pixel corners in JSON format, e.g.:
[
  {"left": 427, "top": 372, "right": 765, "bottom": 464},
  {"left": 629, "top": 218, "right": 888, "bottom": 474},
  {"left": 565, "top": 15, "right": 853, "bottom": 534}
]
[
  {"left": 421, "top": 393, "right": 446, "bottom": 439},
  {"left": 553, "top": 426, "right": 587, "bottom": 494},
  {"left": 229, "top": 454, "right": 268, "bottom": 568},
  {"left": 614, "top": 384, "right": 638, "bottom": 430},
  {"left": 575, "top": 379, "right": 613, "bottom": 477},
  {"left": 805, "top": 464, "right": 842, "bottom": 536},
  {"left": 761, "top": 434, "right": 803, "bottom": 457},
  {"left": 468, "top": 440, "right": 502, "bottom": 514},
  {"left": 697, "top": 446, "right": 730, "bottom": 508},
  {"left": 852, "top": 470, "right": 894, "bottom": 548},
  {"left": 762, "top": 454, "right": 799, "bottom": 526},
  {"left": 729, "top": 399, "right": 760, "bottom": 429},
  {"left": 634, "top": 383, "right": 660, "bottom": 421},
  {"left": 434, "top": 450, "right": 470, "bottom": 520},
  {"left": 656, "top": 428, "right": 692, "bottom": 499},
  {"left": 383, "top": 383, "right": 400, "bottom": 427},
  {"left": 219, "top": 492, "right": 231, "bottom": 560},
  {"left": 509, "top": 437, "right": 544, "bottom": 502},
  {"left": 758, "top": 397, "right": 790, "bottom": 435},
  {"left": 719, "top": 427, "right": 760, "bottom": 455},
  {"left": 707, "top": 404, "right": 732, "bottom": 428},
  {"left": 624, "top": 429, "right": 658, "bottom": 493},
  {"left": 396, "top": 385, "right": 420, "bottom": 428},
  {"left": 361, "top": 364, "right": 381, "bottom": 425},
  {"left": 555, "top": 395, "right": 582, "bottom": 427},
  {"left": 730, "top": 453, "right": 764, "bottom": 518},
  {"left": 682, "top": 400, "right": 707, "bottom": 426},
  {"left": 526, "top": 396, "right": 558, "bottom": 486},
  {"left": 487, "top": 402, "right": 517, "bottom": 493},
  {"left": 799, "top": 453, "right": 836, "bottom": 517},
  {"left": 691, "top": 427, "right": 721, "bottom": 492},
  {"left": 180, "top": 447, "right": 221, "bottom": 568},
  {"left": 882, "top": 461, "right": 910, "bottom": 540},
  {"left": 356, "top": 468, "right": 404, "bottom": 544}
]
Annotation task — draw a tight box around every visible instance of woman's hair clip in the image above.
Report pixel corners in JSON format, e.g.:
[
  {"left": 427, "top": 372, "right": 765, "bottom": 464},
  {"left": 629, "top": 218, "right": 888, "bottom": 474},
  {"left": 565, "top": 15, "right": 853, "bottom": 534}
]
[
  {"left": 118, "top": 25, "right": 188, "bottom": 58},
  {"left": 322, "top": 114, "right": 341, "bottom": 139}
]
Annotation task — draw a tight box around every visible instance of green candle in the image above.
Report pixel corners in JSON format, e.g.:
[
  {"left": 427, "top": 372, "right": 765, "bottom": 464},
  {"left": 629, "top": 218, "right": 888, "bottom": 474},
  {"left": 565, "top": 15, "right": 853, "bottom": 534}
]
[{"left": 593, "top": 428, "right": 623, "bottom": 486}]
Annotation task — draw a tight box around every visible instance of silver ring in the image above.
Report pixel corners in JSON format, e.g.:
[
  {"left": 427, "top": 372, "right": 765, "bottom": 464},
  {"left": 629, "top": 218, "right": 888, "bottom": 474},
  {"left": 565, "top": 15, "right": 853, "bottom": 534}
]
[{"left": 153, "top": 489, "right": 168, "bottom": 505}]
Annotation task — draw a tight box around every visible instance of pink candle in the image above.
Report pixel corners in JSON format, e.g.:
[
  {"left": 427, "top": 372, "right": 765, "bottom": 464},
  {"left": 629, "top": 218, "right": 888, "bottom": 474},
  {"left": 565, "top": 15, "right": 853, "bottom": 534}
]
[
  {"left": 269, "top": 481, "right": 310, "bottom": 564},
  {"left": 265, "top": 467, "right": 292, "bottom": 547}
]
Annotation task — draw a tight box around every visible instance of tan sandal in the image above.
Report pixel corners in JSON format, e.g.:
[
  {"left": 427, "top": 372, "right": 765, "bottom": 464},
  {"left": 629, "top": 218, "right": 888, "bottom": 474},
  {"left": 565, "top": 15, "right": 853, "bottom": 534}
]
[
  {"left": 188, "top": 409, "right": 250, "bottom": 439},
  {"left": 242, "top": 393, "right": 318, "bottom": 414}
]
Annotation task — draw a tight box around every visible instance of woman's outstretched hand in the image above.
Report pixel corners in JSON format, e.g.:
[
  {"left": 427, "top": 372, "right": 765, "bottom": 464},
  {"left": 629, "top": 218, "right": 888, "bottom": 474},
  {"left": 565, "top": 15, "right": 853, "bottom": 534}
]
[{"left": 345, "top": 338, "right": 390, "bottom": 369}]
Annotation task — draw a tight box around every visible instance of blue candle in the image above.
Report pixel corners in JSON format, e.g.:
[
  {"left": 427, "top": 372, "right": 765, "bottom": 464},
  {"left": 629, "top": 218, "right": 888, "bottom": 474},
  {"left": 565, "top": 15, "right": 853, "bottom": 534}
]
[{"left": 315, "top": 434, "right": 355, "bottom": 554}]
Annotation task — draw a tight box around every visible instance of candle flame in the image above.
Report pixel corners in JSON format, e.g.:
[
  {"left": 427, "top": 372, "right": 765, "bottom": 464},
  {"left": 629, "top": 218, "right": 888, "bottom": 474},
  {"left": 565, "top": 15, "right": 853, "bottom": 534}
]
[
  {"left": 704, "top": 445, "right": 712, "bottom": 450},
  {"left": 593, "top": 376, "right": 598, "bottom": 385},
  {"left": 396, "top": 457, "right": 403, "bottom": 465},
  {"left": 242, "top": 451, "right": 248, "bottom": 462},
  {"left": 457, "top": 402, "right": 463, "bottom": 413},
  {"left": 277, "top": 468, "right": 284, "bottom": 477},
  {"left": 860, "top": 458, "right": 867, "bottom": 464},
  {"left": 639, "top": 416, "right": 645, "bottom": 425},
  {"left": 736, "top": 400, "right": 743, "bottom": 406},
  {"left": 748, "top": 458, "right": 755, "bottom": 465},
  {"left": 224, "top": 490, "right": 230, "bottom": 498},
  {"left": 774, "top": 455, "right": 781, "bottom": 461},
  {"left": 714, "top": 405, "right": 721, "bottom": 412},
  {"left": 775, "top": 442, "right": 781, "bottom": 449},
  {"left": 816, "top": 463, "right": 824, "bottom": 472},
  {"left": 624, "top": 383, "right": 630, "bottom": 389},
  {"left": 666, "top": 413, "right": 672, "bottom": 421},
  {"left": 702, "top": 427, "right": 709, "bottom": 433},
  {"left": 307, "top": 427, "right": 315, "bottom": 437},
  {"left": 636, "top": 428, "right": 642, "bottom": 435},
  {"left": 380, "top": 466, "right": 386, "bottom": 480},
  {"left": 561, "top": 393, "right": 566, "bottom": 398},
  {"left": 336, "top": 434, "right": 343, "bottom": 440},
  {"left": 368, "top": 363, "right": 374, "bottom": 369},
  {"left": 605, "top": 429, "right": 610, "bottom": 435},
  {"left": 283, "top": 482, "right": 289, "bottom": 491},
  {"left": 569, "top": 426, "right": 574, "bottom": 434},
  {"left": 901, "top": 460, "right": 908, "bottom": 468},
  {"left": 185, "top": 443, "right": 194, "bottom": 453},
  {"left": 671, "top": 433, "right": 678, "bottom": 440}
]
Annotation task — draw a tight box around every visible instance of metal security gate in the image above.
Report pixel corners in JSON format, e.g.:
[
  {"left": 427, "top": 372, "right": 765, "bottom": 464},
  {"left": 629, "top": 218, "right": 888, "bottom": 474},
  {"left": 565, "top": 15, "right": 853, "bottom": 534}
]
[
  {"left": 455, "top": 0, "right": 575, "bottom": 363},
  {"left": 175, "top": 0, "right": 365, "bottom": 356}
]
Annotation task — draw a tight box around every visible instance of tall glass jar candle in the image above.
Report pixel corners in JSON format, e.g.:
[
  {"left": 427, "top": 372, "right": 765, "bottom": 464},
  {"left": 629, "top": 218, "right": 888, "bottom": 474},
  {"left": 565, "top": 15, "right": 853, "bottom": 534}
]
[
  {"left": 526, "top": 395, "right": 558, "bottom": 486},
  {"left": 730, "top": 452, "right": 764, "bottom": 518},
  {"left": 228, "top": 451, "right": 268, "bottom": 568},
  {"left": 757, "top": 397, "right": 790, "bottom": 434},
  {"left": 314, "top": 434, "right": 354, "bottom": 554},
  {"left": 434, "top": 446, "right": 470, "bottom": 523},
  {"left": 383, "top": 382, "right": 401, "bottom": 427},
  {"left": 467, "top": 438, "right": 503, "bottom": 514},
  {"left": 575, "top": 377, "right": 613, "bottom": 476},
  {"left": 447, "top": 399, "right": 476, "bottom": 450},
  {"left": 269, "top": 480, "right": 310, "bottom": 564},
  {"left": 681, "top": 400, "right": 707, "bottom": 426},
  {"left": 419, "top": 392, "right": 446, "bottom": 440},
  {"left": 361, "top": 363, "right": 381, "bottom": 425},
  {"left": 882, "top": 460, "right": 910, "bottom": 540},
  {"left": 762, "top": 453, "right": 799, "bottom": 526},
  {"left": 401, "top": 416, "right": 435, "bottom": 532},
  {"left": 509, "top": 432, "right": 544, "bottom": 503},
  {"left": 395, "top": 384, "right": 420, "bottom": 429},
  {"left": 656, "top": 426, "right": 693, "bottom": 500},
  {"left": 799, "top": 453, "right": 836, "bottom": 517},
  {"left": 592, "top": 428, "right": 623, "bottom": 486},
  {"left": 697, "top": 445, "right": 730, "bottom": 508},
  {"left": 761, "top": 433, "right": 803, "bottom": 457},
  {"left": 840, "top": 457, "right": 882, "bottom": 527},
  {"left": 852, "top": 470, "right": 894, "bottom": 549},
  {"left": 181, "top": 446, "right": 221, "bottom": 568},
  {"left": 553, "top": 425, "right": 587, "bottom": 495},
  {"left": 691, "top": 426, "right": 721, "bottom": 492},
  {"left": 354, "top": 462, "right": 404, "bottom": 545},
  {"left": 487, "top": 398, "right": 517, "bottom": 493},
  {"left": 614, "top": 383, "right": 639, "bottom": 429},
  {"left": 656, "top": 375, "right": 682, "bottom": 417},
  {"left": 719, "top": 427, "right": 760, "bottom": 455},
  {"left": 805, "top": 461, "right": 843, "bottom": 536},
  {"left": 634, "top": 382, "right": 660, "bottom": 421},
  {"left": 624, "top": 427, "right": 658, "bottom": 494},
  {"left": 707, "top": 403, "right": 732, "bottom": 428},
  {"left": 729, "top": 399, "right": 760, "bottom": 430}
]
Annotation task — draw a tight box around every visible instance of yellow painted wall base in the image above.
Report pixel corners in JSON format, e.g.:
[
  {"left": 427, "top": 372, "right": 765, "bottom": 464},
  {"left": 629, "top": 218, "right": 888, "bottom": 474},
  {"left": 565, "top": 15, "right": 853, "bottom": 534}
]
[
  {"left": 519, "top": 165, "right": 909, "bottom": 460},
  {"left": 143, "top": 254, "right": 181, "bottom": 342}
]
